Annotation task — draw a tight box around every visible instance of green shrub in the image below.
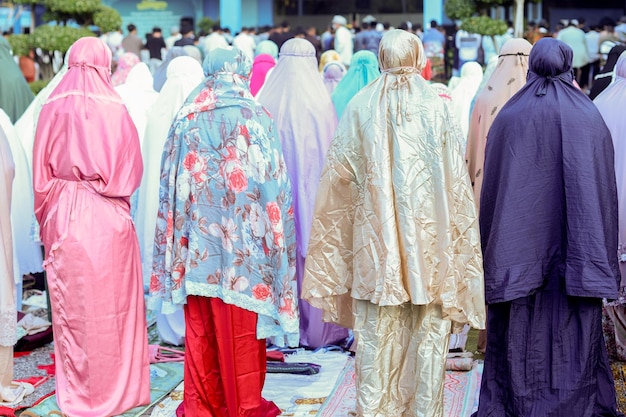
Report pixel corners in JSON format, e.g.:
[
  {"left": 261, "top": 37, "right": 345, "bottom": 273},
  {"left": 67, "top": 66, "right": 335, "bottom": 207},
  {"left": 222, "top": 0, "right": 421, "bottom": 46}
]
[
  {"left": 93, "top": 5, "right": 122, "bottom": 33},
  {"left": 31, "top": 25, "right": 95, "bottom": 55},
  {"left": 7, "top": 34, "right": 31, "bottom": 57},
  {"left": 29, "top": 79, "right": 50, "bottom": 95},
  {"left": 460, "top": 16, "right": 508, "bottom": 36},
  {"left": 444, "top": 0, "right": 475, "bottom": 21}
]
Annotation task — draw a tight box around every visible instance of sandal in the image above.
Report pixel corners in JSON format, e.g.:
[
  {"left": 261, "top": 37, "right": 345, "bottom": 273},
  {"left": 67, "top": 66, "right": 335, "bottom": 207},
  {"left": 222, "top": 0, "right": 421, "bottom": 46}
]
[{"left": 148, "top": 345, "right": 185, "bottom": 364}]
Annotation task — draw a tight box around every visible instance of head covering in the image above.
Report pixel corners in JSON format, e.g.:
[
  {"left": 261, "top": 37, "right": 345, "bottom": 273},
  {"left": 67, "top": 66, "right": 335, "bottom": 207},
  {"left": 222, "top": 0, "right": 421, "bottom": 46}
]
[
  {"left": 148, "top": 47, "right": 299, "bottom": 345},
  {"left": 257, "top": 38, "right": 338, "bottom": 257},
  {"left": 34, "top": 36, "right": 142, "bottom": 210},
  {"left": 301, "top": 29, "right": 485, "bottom": 330},
  {"left": 256, "top": 38, "right": 345, "bottom": 348},
  {"left": 449, "top": 61, "right": 483, "bottom": 144},
  {"left": 111, "top": 52, "right": 140, "bottom": 86},
  {"left": 476, "top": 55, "right": 499, "bottom": 93},
  {"left": 590, "top": 44, "right": 626, "bottom": 99},
  {"left": 250, "top": 53, "right": 276, "bottom": 96},
  {"left": 152, "top": 46, "right": 187, "bottom": 92},
  {"left": 466, "top": 38, "right": 531, "bottom": 211},
  {"left": 32, "top": 37, "right": 148, "bottom": 415},
  {"left": 0, "top": 37, "right": 34, "bottom": 123},
  {"left": 319, "top": 49, "right": 341, "bottom": 72},
  {"left": 322, "top": 61, "right": 347, "bottom": 95},
  {"left": 183, "top": 45, "right": 203, "bottom": 64},
  {"left": 331, "top": 50, "right": 380, "bottom": 119},
  {"left": 135, "top": 56, "right": 203, "bottom": 290},
  {"left": 255, "top": 40, "right": 279, "bottom": 59},
  {"left": 480, "top": 38, "right": 619, "bottom": 304},
  {"left": 115, "top": 62, "right": 159, "bottom": 149},
  {"left": 332, "top": 15, "right": 347, "bottom": 26},
  {"left": 594, "top": 51, "right": 626, "bottom": 285}
]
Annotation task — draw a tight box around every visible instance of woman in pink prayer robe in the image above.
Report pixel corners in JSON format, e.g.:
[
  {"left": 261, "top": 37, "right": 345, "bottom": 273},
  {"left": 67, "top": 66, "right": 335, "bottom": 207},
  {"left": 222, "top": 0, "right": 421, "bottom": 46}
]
[{"left": 33, "top": 37, "right": 150, "bottom": 417}]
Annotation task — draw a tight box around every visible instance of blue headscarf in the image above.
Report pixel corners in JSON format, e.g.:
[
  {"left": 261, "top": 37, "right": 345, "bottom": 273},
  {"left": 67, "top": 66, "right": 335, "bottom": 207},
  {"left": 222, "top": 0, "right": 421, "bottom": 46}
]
[
  {"left": 331, "top": 50, "right": 380, "bottom": 119},
  {"left": 255, "top": 40, "right": 279, "bottom": 60}
]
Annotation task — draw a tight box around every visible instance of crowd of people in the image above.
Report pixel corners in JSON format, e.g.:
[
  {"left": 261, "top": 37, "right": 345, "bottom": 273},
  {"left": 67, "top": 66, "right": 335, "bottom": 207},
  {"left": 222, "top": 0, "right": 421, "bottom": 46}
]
[{"left": 1, "top": 10, "right": 626, "bottom": 417}]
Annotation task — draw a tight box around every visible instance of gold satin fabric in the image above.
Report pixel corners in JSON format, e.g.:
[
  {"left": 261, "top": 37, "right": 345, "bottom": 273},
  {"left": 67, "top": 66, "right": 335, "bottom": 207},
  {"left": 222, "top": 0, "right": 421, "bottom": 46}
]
[
  {"left": 353, "top": 301, "right": 450, "bottom": 417},
  {"left": 302, "top": 29, "right": 485, "bottom": 330},
  {"left": 302, "top": 30, "right": 485, "bottom": 416}
]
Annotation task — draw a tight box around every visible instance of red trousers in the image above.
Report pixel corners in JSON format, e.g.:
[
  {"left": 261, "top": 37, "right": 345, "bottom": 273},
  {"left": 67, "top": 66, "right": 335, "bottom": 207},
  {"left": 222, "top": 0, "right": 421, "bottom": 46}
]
[{"left": 178, "top": 296, "right": 280, "bottom": 417}]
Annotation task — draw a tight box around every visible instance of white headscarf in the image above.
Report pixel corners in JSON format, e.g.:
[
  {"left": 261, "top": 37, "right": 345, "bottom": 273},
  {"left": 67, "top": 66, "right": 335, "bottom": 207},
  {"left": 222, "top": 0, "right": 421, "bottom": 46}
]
[
  {"left": 134, "top": 56, "right": 204, "bottom": 291},
  {"left": 450, "top": 61, "right": 483, "bottom": 146},
  {"left": 115, "top": 62, "right": 159, "bottom": 150}
]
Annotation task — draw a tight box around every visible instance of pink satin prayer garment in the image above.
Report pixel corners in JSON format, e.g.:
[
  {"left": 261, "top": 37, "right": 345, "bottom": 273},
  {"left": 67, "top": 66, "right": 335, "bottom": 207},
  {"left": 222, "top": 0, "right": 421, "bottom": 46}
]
[{"left": 33, "top": 37, "right": 150, "bottom": 417}]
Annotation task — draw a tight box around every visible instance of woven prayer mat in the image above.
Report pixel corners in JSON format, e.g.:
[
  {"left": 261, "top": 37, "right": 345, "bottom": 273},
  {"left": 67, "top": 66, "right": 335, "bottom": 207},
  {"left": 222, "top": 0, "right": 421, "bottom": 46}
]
[
  {"left": 19, "top": 362, "right": 184, "bottom": 417},
  {"left": 0, "top": 345, "right": 56, "bottom": 417},
  {"left": 317, "top": 359, "right": 483, "bottom": 417},
  {"left": 612, "top": 362, "right": 626, "bottom": 414}
]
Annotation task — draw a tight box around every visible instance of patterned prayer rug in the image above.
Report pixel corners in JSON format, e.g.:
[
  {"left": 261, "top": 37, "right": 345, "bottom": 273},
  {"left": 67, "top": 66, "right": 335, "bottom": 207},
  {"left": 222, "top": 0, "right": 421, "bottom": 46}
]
[
  {"left": 612, "top": 362, "right": 626, "bottom": 414},
  {"left": 317, "top": 359, "right": 483, "bottom": 417},
  {"left": 19, "top": 362, "right": 184, "bottom": 417}
]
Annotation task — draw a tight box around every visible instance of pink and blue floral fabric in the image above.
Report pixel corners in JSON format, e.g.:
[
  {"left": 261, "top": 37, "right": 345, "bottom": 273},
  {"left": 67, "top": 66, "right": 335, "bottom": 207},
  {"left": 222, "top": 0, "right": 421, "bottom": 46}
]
[{"left": 149, "top": 48, "right": 299, "bottom": 346}]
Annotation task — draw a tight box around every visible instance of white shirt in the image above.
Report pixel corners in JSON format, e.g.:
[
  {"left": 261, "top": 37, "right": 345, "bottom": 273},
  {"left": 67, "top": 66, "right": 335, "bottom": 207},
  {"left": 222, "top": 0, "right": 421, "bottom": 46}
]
[
  {"left": 233, "top": 33, "right": 256, "bottom": 61},
  {"left": 202, "top": 32, "right": 229, "bottom": 55},
  {"left": 334, "top": 25, "right": 353, "bottom": 67}
]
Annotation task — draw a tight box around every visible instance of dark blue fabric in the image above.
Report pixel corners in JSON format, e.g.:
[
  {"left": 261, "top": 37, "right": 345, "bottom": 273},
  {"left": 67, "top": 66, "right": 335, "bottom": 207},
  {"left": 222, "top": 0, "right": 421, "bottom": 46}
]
[{"left": 480, "top": 37, "right": 620, "bottom": 304}]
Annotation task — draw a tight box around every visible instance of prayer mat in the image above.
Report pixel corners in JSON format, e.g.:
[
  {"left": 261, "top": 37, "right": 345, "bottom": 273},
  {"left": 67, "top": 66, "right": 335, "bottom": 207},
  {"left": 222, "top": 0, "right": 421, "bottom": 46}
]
[
  {"left": 19, "top": 362, "right": 184, "bottom": 417},
  {"left": 318, "top": 357, "right": 356, "bottom": 416},
  {"left": 317, "top": 358, "right": 484, "bottom": 417},
  {"left": 149, "top": 382, "right": 184, "bottom": 417},
  {"left": 262, "top": 350, "right": 350, "bottom": 416},
  {"left": 2, "top": 344, "right": 56, "bottom": 416},
  {"left": 612, "top": 362, "right": 626, "bottom": 413},
  {"left": 443, "top": 361, "right": 483, "bottom": 417}
]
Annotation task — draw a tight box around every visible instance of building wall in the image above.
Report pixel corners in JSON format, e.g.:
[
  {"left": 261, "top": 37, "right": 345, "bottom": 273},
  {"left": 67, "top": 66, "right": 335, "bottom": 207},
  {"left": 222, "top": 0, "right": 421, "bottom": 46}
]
[{"left": 102, "top": 0, "right": 201, "bottom": 38}]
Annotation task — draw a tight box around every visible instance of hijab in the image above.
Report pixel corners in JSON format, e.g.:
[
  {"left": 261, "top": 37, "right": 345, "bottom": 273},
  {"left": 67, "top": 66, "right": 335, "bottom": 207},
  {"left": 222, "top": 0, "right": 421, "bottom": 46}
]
[
  {"left": 449, "top": 61, "right": 483, "bottom": 144},
  {"left": 115, "top": 62, "right": 159, "bottom": 149},
  {"left": 183, "top": 45, "right": 203, "bottom": 64},
  {"left": 301, "top": 29, "right": 485, "bottom": 329},
  {"left": 111, "top": 52, "right": 140, "bottom": 86},
  {"left": 319, "top": 49, "right": 341, "bottom": 72},
  {"left": 590, "top": 43, "right": 626, "bottom": 99},
  {"left": 257, "top": 38, "right": 338, "bottom": 256},
  {"left": 34, "top": 36, "right": 142, "bottom": 217},
  {"left": 255, "top": 40, "right": 279, "bottom": 59},
  {"left": 135, "top": 56, "right": 203, "bottom": 289},
  {"left": 152, "top": 46, "right": 187, "bottom": 92},
  {"left": 466, "top": 38, "right": 531, "bottom": 210},
  {"left": 594, "top": 51, "right": 626, "bottom": 285},
  {"left": 480, "top": 38, "right": 619, "bottom": 303},
  {"left": 331, "top": 50, "right": 380, "bottom": 119},
  {"left": 0, "top": 37, "right": 34, "bottom": 123},
  {"left": 149, "top": 48, "right": 299, "bottom": 345},
  {"left": 250, "top": 53, "right": 275, "bottom": 96},
  {"left": 322, "top": 61, "right": 347, "bottom": 95}
]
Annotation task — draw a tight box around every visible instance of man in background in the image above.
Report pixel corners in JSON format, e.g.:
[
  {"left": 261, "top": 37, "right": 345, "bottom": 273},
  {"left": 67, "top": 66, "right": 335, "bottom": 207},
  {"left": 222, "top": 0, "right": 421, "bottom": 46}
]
[{"left": 122, "top": 24, "right": 143, "bottom": 58}]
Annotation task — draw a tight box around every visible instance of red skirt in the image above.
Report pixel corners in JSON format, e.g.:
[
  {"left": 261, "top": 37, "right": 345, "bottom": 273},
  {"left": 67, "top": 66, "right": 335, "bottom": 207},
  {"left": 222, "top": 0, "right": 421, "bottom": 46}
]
[{"left": 177, "top": 296, "right": 281, "bottom": 417}]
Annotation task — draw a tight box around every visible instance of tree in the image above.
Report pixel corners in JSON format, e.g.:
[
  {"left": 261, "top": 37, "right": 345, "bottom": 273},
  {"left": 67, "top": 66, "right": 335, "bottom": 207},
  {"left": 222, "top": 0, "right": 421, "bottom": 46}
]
[
  {"left": 446, "top": 0, "right": 539, "bottom": 44},
  {"left": 8, "top": 0, "right": 122, "bottom": 80},
  {"left": 445, "top": 0, "right": 508, "bottom": 55}
]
